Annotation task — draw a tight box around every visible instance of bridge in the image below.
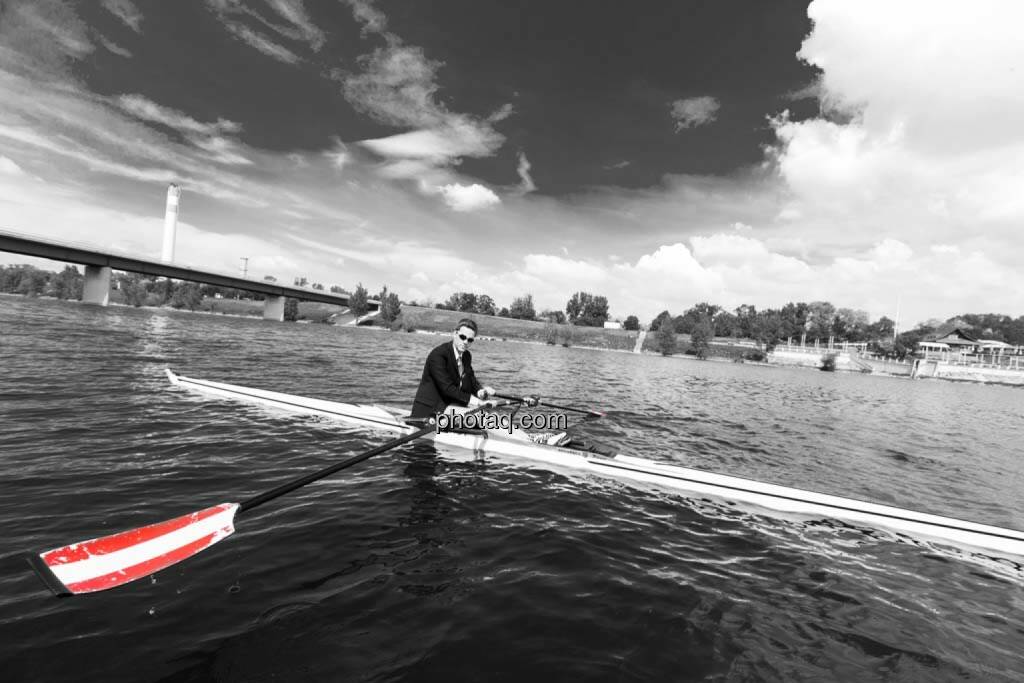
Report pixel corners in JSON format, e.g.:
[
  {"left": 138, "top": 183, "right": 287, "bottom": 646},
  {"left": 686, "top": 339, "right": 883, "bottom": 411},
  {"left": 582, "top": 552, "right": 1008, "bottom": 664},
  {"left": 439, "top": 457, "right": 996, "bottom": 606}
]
[{"left": 0, "top": 228, "right": 377, "bottom": 321}]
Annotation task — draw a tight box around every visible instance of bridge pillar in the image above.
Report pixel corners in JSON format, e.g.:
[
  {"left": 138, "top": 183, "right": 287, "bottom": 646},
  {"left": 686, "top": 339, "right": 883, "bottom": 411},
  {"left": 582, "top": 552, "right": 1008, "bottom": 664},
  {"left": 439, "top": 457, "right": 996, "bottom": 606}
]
[
  {"left": 82, "top": 265, "right": 111, "bottom": 306},
  {"left": 264, "top": 295, "right": 285, "bottom": 321}
]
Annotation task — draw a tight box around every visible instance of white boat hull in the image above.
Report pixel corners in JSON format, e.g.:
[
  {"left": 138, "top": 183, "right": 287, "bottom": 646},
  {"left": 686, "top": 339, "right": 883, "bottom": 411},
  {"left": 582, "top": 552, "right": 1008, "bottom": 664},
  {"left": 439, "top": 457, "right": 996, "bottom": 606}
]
[{"left": 165, "top": 369, "right": 1024, "bottom": 560}]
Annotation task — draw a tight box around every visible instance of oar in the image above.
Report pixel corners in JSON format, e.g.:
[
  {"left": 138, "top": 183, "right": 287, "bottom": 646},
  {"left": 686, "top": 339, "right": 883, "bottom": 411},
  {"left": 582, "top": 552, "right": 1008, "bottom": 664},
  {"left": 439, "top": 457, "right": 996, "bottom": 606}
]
[
  {"left": 28, "top": 404, "right": 501, "bottom": 597},
  {"left": 496, "top": 393, "right": 606, "bottom": 418}
]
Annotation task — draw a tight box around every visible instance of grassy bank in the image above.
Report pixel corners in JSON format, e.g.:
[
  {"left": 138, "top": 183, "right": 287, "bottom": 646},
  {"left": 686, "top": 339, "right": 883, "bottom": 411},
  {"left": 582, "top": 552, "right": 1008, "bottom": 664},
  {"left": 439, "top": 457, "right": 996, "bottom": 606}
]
[
  {"left": 98, "top": 292, "right": 760, "bottom": 359},
  {"left": 390, "top": 305, "right": 641, "bottom": 351},
  {"left": 107, "top": 290, "right": 346, "bottom": 322},
  {"left": 639, "top": 333, "right": 764, "bottom": 361}
]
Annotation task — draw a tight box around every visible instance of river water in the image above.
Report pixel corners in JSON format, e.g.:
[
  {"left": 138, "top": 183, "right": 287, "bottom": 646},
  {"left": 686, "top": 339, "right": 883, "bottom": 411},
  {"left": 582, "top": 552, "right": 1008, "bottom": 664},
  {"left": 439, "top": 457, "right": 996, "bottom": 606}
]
[{"left": 2, "top": 295, "right": 1023, "bottom": 682}]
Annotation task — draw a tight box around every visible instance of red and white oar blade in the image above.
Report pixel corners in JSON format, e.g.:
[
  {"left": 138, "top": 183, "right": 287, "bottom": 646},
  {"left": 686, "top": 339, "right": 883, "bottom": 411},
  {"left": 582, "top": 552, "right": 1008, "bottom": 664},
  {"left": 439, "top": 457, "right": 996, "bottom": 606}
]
[{"left": 28, "top": 503, "right": 239, "bottom": 596}]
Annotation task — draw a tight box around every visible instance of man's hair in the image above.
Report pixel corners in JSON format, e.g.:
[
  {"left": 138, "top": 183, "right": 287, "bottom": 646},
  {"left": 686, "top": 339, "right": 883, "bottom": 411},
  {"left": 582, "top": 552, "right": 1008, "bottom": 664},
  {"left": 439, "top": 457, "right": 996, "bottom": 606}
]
[{"left": 455, "top": 318, "right": 478, "bottom": 334}]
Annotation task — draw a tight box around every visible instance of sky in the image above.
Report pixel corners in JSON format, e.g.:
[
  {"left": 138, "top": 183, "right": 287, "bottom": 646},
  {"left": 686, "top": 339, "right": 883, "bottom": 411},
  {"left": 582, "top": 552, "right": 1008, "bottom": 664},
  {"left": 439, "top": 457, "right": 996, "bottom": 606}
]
[{"left": 1, "top": 0, "right": 1023, "bottom": 328}]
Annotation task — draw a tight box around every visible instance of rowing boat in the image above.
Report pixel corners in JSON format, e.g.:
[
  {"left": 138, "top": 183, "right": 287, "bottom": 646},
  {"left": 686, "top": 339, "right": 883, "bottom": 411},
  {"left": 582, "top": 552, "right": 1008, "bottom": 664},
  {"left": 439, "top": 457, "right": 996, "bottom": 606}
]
[{"left": 165, "top": 369, "right": 1024, "bottom": 560}]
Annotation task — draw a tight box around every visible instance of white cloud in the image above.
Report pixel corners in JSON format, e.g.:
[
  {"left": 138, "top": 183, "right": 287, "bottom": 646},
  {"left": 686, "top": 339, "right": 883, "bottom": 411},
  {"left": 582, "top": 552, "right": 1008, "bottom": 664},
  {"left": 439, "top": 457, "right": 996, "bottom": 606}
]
[
  {"left": 0, "top": 0, "right": 93, "bottom": 78},
  {"left": 740, "top": 0, "right": 1024, "bottom": 321},
  {"left": 118, "top": 95, "right": 242, "bottom": 136},
  {"left": 669, "top": 96, "right": 720, "bottom": 131},
  {"left": 264, "top": 0, "right": 324, "bottom": 50},
  {"left": 799, "top": 0, "right": 1024, "bottom": 152},
  {"left": 318, "top": 5, "right": 514, "bottom": 212},
  {"left": 101, "top": 0, "right": 143, "bottom": 33},
  {"left": 0, "top": 155, "right": 25, "bottom": 175},
  {"left": 116, "top": 95, "right": 251, "bottom": 165},
  {"left": 343, "top": 45, "right": 447, "bottom": 127},
  {"left": 515, "top": 152, "right": 537, "bottom": 194},
  {"left": 488, "top": 103, "right": 515, "bottom": 123},
  {"left": 203, "top": 1, "right": 302, "bottom": 64},
  {"left": 361, "top": 121, "right": 501, "bottom": 162},
  {"left": 97, "top": 35, "right": 132, "bottom": 58},
  {"left": 343, "top": 0, "right": 389, "bottom": 36},
  {"left": 323, "top": 139, "right": 349, "bottom": 169},
  {"left": 191, "top": 136, "right": 253, "bottom": 166},
  {"left": 226, "top": 22, "right": 301, "bottom": 64},
  {"left": 439, "top": 183, "right": 500, "bottom": 212}
]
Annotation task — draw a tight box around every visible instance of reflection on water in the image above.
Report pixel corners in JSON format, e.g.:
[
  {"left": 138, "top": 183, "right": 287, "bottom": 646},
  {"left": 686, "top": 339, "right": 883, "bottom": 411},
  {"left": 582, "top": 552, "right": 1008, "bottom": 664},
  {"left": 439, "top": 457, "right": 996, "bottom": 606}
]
[{"left": 1, "top": 296, "right": 1023, "bottom": 682}]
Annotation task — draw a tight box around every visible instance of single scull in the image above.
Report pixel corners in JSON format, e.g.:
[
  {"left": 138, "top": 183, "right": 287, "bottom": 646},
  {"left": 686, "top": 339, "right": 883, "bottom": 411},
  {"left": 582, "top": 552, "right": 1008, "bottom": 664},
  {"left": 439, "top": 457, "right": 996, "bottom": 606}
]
[{"left": 166, "top": 369, "right": 1024, "bottom": 560}]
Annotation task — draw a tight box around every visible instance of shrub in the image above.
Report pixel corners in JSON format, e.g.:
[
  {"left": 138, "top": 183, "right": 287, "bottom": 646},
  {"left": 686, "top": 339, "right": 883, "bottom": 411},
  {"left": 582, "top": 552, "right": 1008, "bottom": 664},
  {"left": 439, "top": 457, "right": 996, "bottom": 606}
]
[
  {"left": 349, "top": 283, "right": 368, "bottom": 318},
  {"left": 284, "top": 298, "right": 299, "bottom": 322},
  {"left": 656, "top": 324, "right": 676, "bottom": 356},
  {"left": 543, "top": 322, "right": 558, "bottom": 345},
  {"left": 559, "top": 324, "right": 575, "bottom": 347}
]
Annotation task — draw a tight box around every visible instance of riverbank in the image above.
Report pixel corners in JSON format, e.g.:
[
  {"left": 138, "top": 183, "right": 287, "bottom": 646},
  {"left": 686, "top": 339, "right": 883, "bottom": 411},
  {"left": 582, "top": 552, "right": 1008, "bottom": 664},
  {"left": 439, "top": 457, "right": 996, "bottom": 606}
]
[{"left": 7, "top": 293, "right": 1020, "bottom": 385}]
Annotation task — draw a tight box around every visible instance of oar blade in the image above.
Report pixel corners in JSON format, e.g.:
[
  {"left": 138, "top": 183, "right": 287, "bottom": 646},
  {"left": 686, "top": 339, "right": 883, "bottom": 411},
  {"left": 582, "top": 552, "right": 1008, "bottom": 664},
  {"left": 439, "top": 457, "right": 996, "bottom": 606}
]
[{"left": 29, "top": 503, "right": 239, "bottom": 596}]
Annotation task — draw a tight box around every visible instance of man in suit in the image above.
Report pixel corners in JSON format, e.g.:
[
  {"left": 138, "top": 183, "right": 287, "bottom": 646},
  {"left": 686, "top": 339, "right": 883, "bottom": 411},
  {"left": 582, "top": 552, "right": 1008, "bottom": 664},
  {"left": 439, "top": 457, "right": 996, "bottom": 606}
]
[{"left": 410, "top": 318, "right": 497, "bottom": 419}]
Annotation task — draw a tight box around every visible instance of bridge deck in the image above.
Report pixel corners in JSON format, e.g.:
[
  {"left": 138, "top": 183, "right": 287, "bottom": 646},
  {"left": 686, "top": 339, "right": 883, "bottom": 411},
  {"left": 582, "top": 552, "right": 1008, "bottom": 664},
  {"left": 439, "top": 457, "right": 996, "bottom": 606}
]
[{"left": 0, "top": 229, "right": 377, "bottom": 309}]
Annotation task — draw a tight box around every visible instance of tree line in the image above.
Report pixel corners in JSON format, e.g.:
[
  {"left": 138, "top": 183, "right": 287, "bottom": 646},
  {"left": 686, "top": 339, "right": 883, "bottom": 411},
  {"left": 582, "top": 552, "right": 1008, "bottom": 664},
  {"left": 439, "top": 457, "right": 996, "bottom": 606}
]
[
  {"left": 426, "top": 290, "right": 622, "bottom": 327},
  {"left": 1, "top": 264, "right": 85, "bottom": 301},
  {"left": 6, "top": 265, "right": 1024, "bottom": 356}
]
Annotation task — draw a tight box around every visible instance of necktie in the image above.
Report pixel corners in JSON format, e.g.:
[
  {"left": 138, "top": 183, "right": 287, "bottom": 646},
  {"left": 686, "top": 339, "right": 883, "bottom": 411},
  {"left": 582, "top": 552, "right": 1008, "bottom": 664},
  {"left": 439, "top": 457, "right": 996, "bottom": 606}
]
[{"left": 456, "top": 354, "right": 464, "bottom": 381}]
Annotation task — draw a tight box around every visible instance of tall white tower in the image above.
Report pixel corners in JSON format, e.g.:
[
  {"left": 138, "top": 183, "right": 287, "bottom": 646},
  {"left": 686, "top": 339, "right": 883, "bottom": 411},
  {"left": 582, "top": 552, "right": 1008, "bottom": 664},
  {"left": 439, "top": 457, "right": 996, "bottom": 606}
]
[{"left": 161, "top": 183, "right": 181, "bottom": 263}]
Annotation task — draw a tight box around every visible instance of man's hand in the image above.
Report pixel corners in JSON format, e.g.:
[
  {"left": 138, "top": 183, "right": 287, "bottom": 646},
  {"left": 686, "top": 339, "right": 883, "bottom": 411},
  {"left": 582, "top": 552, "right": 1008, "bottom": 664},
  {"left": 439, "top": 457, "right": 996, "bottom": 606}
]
[
  {"left": 522, "top": 395, "right": 540, "bottom": 407},
  {"left": 477, "top": 386, "right": 496, "bottom": 399},
  {"left": 469, "top": 395, "right": 498, "bottom": 409}
]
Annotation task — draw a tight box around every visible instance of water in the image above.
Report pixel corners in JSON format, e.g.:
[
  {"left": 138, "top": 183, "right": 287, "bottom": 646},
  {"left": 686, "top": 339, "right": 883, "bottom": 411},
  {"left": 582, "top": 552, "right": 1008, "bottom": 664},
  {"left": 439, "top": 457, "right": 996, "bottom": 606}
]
[{"left": 1, "top": 295, "right": 1023, "bottom": 682}]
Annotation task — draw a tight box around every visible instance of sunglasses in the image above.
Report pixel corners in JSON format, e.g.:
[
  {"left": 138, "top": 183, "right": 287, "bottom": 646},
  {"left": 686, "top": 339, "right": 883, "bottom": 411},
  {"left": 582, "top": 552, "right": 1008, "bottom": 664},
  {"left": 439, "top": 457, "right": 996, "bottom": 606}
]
[{"left": 457, "top": 333, "right": 475, "bottom": 343}]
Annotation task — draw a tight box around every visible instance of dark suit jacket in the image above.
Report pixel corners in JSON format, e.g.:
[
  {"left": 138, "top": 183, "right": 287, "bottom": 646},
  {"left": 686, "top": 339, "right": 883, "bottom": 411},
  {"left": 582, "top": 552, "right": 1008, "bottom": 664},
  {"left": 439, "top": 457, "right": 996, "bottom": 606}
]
[{"left": 410, "top": 341, "right": 482, "bottom": 418}]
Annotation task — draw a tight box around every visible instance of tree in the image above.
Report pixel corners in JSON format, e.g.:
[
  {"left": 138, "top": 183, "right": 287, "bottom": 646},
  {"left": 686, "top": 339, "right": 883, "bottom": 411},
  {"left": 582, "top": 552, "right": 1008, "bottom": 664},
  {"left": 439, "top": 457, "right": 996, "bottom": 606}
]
[
  {"left": 834, "top": 308, "right": 869, "bottom": 341},
  {"left": 349, "top": 283, "right": 369, "bottom": 318},
  {"left": 778, "top": 302, "right": 810, "bottom": 340},
  {"left": 53, "top": 265, "right": 83, "bottom": 300},
  {"left": 312, "top": 282, "right": 324, "bottom": 291},
  {"left": 16, "top": 268, "right": 48, "bottom": 296},
  {"left": 475, "top": 294, "right": 496, "bottom": 316},
  {"left": 656, "top": 318, "right": 677, "bottom": 355},
  {"left": 498, "top": 307, "right": 510, "bottom": 317},
  {"left": 623, "top": 315, "right": 639, "bottom": 331},
  {"left": 714, "top": 311, "right": 737, "bottom": 337},
  {"left": 734, "top": 304, "right": 758, "bottom": 339},
  {"left": 170, "top": 282, "right": 203, "bottom": 310},
  {"left": 866, "top": 316, "right": 896, "bottom": 342},
  {"left": 330, "top": 285, "right": 345, "bottom": 294},
  {"left": 688, "top": 315, "right": 714, "bottom": 359},
  {"left": 508, "top": 294, "right": 536, "bottom": 320},
  {"left": 294, "top": 276, "right": 308, "bottom": 287},
  {"left": 578, "top": 295, "right": 610, "bottom": 326},
  {"left": 566, "top": 292, "right": 587, "bottom": 323},
  {"left": 121, "top": 278, "right": 148, "bottom": 307},
  {"left": 752, "top": 310, "right": 784, "bottom": 352},
  {"left": 378, "top": 286, "right": 402, "bottom": 323},
  {"left": 540, "top": 309, "right": 566, "bottom": 324},
  {"left": 263, "top": 275, "right": 277, "bottom": 283},
  {"left": 806, "top": 301, "right": 836, "bottom": 341},
  {"left": 650, "top": 310, "right": 672, "bottom": 331},
  {"left": 158, "top": 278, "right": 175, "bottom": 304},
  {"left": 284, "top": 298, "right": 299, "bottom": 321},
  {"left": 566, "top": 292, "right": 609, "bottom": 326},
  {"left": 675, "top": 303, "right": 720, "bottom": 334},
  {"left": 440, "top": 291, "right": 493, "bottom": 313}
]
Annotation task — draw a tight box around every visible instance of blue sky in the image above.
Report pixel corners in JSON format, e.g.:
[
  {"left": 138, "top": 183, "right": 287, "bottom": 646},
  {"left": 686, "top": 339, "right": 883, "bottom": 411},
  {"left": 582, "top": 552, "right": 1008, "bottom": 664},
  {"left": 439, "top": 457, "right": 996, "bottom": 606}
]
[{"left": 1, "top": 0, "right": 1022, "bottom": 327}]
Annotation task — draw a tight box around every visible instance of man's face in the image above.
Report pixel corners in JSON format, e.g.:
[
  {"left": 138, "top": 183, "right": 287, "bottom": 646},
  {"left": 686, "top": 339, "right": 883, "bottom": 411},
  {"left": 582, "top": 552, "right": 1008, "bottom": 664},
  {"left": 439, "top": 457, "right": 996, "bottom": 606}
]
[{"left": 453, "top": 325, "right": 476, "bottom": 354}]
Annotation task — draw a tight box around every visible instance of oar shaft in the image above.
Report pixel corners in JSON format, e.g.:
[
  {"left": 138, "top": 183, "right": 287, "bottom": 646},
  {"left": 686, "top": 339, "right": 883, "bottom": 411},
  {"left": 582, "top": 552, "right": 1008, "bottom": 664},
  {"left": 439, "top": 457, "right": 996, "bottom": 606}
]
[
  {"left": 495, "top": 394, "right": 605, "bottom": 417},
  {"left": 239, "top": 402, "right": 500, "bottom": 513},
  {"left": 239, "top": 423, "right": 434, "bottom": 513}
]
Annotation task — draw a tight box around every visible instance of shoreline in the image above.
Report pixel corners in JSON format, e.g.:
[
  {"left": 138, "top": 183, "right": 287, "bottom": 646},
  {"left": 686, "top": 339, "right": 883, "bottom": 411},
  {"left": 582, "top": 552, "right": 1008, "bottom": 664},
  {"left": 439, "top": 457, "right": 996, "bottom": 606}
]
[{"left": 6, "top": 292, "right": 1019, "bottom": 385}]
